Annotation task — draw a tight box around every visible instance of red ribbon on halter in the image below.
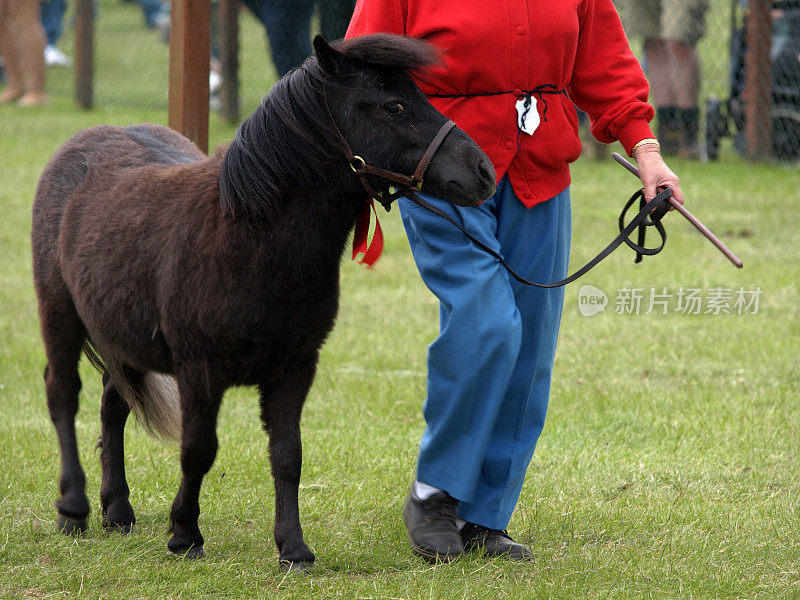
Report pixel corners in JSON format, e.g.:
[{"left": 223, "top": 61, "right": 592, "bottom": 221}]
[{"left": 352, "top": 198, "right": 384, "bottom": 267}]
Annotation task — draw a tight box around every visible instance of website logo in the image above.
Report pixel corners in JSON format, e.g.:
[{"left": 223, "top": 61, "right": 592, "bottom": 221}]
[{"left": 578, "top": 285, "right": 608, "bottom": 317}]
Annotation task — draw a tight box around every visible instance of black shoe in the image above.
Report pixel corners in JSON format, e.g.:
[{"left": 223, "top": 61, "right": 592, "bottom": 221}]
[
  {"left": 678, "top": 107, "right": 701, "bottom": 159},
  {"left": 657, "top": 106, "right": 681, "bottom": 155},
  {"left": 403, "top": 490, "right": 463, "bottom": 562},
  {"left": 461, "top": 522, "right": 533, "bottom": 561}
]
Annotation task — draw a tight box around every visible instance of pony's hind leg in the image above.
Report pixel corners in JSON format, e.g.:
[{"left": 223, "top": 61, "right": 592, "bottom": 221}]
[
  {"left": 99, "top": 371, "right": 135, "bottom": 532},
  {"left": 259, "top": 358, "right": 318, "bottom": 571},
  {"left": 39, "top": 299, "right": 90, "bottom": 534}
]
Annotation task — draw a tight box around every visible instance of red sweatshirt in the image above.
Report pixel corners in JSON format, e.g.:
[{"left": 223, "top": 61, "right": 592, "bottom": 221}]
[{"left": 346, "top": 0, "right": 655, "bottom": 207}]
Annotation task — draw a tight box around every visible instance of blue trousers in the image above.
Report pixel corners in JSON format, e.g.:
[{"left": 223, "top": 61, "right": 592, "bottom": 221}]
[
  {"left": 398, "top": 177, "right": 571, "bottom": 530},
  {"left": 242, "top": 0, "right": 313, "bottom": 76},
  {"left": 139, "top": 0, "right": 168, "bottom": 28},
  {"left": 40, "top": 0, "right": 66, "bottom": 46}
]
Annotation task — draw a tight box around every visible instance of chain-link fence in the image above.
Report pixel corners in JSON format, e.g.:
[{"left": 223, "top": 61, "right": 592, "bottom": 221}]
[{"left": 618, "top": 0, "right": 800, "bottom": 164}]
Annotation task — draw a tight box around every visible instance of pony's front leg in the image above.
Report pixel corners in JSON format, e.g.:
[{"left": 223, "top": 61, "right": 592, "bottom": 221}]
[
  {"left": 259, "top": 359, "right": 318, "bottom": 571},
  {"left": 167, "top": 364, "right": 223, "bottom": 558}
]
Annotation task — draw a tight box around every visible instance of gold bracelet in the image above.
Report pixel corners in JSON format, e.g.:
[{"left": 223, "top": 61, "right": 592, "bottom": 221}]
[{"left": 630, "top": 138, "right": 660, "bottom": 155}]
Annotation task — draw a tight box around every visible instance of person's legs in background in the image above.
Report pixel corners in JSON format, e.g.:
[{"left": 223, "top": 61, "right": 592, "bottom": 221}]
[
  {"left": 41, "top": 0, "right": 72, "bottom": 66},
  {"left": 139, "top": 0, "right": 169, "bottom": 29},
  {"left": 657, "top": 0, "right": 708, "bottom": 157},
  {"left": 41, "top": 0, "right": 65, "bottom": 47},
  {"left": 614, "top": 0, "right": 708, "bottom": 157},
  {"left": 243, "top": 0, "right": 314, "bottom": 77},
  {"left": 318, "top": 0, "right": 354, "bottom": 41},
  {"left": 235, "top": 0, "right": 354, "bottom": 79},
  {"left": 0, "top": 0, "right": 25, "bottom": 102},
  {"left": 645, "top": 38, "right": 702, "bottom": 156},
  {"left": 642, "top": 37, "right": 677, "bottom": 154},
  {"left": 0, "top": 0, "right": 47, "bottom": 105}
]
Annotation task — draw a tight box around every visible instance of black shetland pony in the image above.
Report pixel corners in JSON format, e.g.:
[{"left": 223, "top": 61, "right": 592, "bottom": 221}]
[{"left": 31, "top": 34, "right": 495, "bottom": 570}]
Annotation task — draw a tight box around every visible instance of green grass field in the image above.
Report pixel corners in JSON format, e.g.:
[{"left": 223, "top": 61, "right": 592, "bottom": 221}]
[{"left": 2, "top": 2, "right": 799, "bottom": 598}]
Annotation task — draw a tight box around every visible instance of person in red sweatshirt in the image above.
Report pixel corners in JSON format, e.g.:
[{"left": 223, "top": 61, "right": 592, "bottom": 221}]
[{"left": 346, "top": 0, "right": 684, "bottom": 562}]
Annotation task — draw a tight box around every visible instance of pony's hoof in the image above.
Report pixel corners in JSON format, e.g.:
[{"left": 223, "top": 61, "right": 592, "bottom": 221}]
[
  {"left": 184, "top": 546, "right": 205, "bottom": 559},
  {"left": 170, "top": 546, "right": 205, "bottom": 559},
  {"left": 279, "top": 559, "right": 313, "bottom": 574},
  {"left": 56, "top": 514, "right": 88, "bottom": 536},
  {"left": 102, "top": 520, "right": 134, "bottom": 534},
  {"left": 101, "top": 502, "right": 135, "bottom": 533}
]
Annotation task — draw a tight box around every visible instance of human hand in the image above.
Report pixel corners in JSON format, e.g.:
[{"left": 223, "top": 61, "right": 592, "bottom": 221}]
[{"left": 632, "top": 144, "right": 684, "bottom": 208}]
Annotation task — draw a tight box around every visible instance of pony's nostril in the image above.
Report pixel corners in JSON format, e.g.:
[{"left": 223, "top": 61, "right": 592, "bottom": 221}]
[{"left": 478, "top": 160, "right": 494, "bottom": 181}]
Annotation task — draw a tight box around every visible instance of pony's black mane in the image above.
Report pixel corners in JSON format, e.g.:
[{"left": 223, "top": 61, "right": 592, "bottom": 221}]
[
  {"left": 331, "top": 33, "right": 440, "bottom": 71},
  {"left": 218, "top": 34, "right": 438, "bottom": 220}
]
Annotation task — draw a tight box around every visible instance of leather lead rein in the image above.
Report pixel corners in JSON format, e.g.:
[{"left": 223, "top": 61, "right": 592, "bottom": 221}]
[{"left": 402, "top": 186, "right": 672, "bottom": 289}]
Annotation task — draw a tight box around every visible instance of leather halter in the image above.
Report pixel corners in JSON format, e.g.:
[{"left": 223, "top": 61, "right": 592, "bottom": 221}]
[{"left": 324, "top": 98, "right": 456, "bottom": 210}]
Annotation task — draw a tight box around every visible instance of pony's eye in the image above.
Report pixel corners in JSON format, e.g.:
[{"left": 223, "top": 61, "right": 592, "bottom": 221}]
[{"left": 383, "top": 102, "right": 405, "bottom": 115}]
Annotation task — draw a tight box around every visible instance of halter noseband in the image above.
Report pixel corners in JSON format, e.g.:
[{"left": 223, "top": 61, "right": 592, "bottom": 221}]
[{"left": 324, "top": 97, "right": 456, "bottom": 211}]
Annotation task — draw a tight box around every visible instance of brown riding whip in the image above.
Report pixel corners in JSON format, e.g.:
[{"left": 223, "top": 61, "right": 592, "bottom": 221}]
[{"left": 612, "top": 152, "right": 744, "bottom": 268}]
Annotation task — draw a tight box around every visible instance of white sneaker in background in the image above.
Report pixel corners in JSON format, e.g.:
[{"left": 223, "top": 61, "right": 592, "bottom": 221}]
[
  {"left": 45, "top": 45, "right": 72, "bottom": 67},
  {"left": 209, "top": 70, "right": 222, "bottom": 94},
  {"left": 155, "top": 12, "right": 171, "bottom": 44}
]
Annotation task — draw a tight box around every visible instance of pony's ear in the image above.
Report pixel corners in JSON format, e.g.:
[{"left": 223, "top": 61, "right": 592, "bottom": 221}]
[{"left": 314, "top": 35, "right": 351, "bottom": 75}]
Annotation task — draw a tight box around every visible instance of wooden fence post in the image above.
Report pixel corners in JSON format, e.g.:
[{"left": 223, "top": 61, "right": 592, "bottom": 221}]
[
  {"left": 218, "top": 0, "right": 240, "bottom": 123},
  {"left": 168, "top": 0, "right": 211, "bottom": 153},
  {"left": 744, "top": 0, "right": 773, "bottom": 160},
  {"left": 74, "top": 0, "right": 93, "bottom": 109}
]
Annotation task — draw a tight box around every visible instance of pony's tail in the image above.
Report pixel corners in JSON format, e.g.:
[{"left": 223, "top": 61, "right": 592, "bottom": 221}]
[{"left": 82, "top": 340, "right": 182, "bottom": 441}]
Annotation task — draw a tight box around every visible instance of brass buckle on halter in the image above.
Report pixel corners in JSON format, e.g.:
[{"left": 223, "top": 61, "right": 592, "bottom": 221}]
[{"left": 349, "top": 155, "right": 366, "bottom": 173}]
